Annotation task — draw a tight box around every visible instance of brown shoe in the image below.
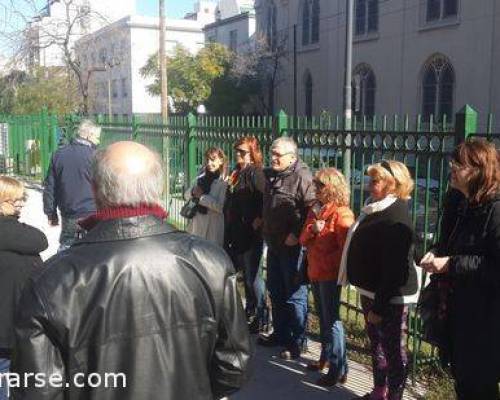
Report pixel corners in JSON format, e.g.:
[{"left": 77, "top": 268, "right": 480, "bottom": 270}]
[
  {"left": 316, "top": 373, "right": 348, "bottom": 387},
  {"left": 306, "top": 359, "right": 330, "bottom": 371}
]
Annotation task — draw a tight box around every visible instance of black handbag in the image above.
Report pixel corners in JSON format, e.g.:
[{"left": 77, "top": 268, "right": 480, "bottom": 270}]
[
  {"left": 417, "top": 275, "right": 451, "bottom": 349},
  {"left": 180, "top": 198, "right": 198, "bottom": 219}
]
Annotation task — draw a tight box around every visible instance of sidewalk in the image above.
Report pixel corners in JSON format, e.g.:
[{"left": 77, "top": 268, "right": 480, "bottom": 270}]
[{"left": 21, "top": 184, "right": 425, "bottom": 400}]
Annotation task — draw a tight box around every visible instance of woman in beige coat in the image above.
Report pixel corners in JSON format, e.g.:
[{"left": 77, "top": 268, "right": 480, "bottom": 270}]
[{"left": 184, "top": 147, "right": 228, "bottom": 246}]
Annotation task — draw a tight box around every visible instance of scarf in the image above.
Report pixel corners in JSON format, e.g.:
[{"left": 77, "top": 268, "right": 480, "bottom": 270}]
[
  {"left": 196, "top": 170, "right": 221, "bottom": 214},
  {"left": 79, "top": 203, "right": 168, "bottom": 231},
  {"left": 337, "top": 195, "right": 397, "bottom": 286}
]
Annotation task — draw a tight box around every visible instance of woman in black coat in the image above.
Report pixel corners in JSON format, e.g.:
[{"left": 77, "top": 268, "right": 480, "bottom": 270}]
[
  {"left": 225, "top": 136, "right": 266, "bottom": 333},
  {"left": 341, "top": 160, "right": 419, "bottom": 400},
  {"left": 0, "top": 176, "right": 48, "bottom": 399},
  {"left": 421, "top": 139, "right": 500, "bottom": 400}
]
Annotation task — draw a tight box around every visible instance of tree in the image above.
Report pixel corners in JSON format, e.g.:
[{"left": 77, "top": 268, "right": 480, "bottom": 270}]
[
  {"left": 140, "top": 43, "right": 235, "bottom": 114},
  {"left": 0, "top": 70, "right": 28, "bottom": 114},
  {"left": 0, "top": 0, "right": 110, "bottom": 113},
  {"left": 231, "top": 33, "right": 289, "bottom": 115},
  {"left": 12, "top": 67, "right": 79, "bottom": 115}
]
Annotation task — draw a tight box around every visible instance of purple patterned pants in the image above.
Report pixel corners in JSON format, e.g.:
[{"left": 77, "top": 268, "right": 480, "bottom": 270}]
[{"left": 361, "top": 295, "right": 409, "bottom": 400}]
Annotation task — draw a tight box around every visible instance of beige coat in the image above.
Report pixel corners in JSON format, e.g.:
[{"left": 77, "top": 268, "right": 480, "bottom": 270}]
[{"left": 184, "top": 177, "right": 227, "bottom": 247}]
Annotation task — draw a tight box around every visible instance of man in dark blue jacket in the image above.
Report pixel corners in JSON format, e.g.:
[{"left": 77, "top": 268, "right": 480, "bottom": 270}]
[{"left": 43, "top": 119, "right": 101, "bottom": 250}]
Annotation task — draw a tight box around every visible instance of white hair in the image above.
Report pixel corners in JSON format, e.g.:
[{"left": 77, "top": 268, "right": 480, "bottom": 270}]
[
  {"left": 272, "top": 136, "right": 298, "bottom": 156},
  {"left": 91, "top": 148, "right": 164, "bottom": 208},
  {"left": 78, "top": 119, "right": 101, "bottom": 144}
]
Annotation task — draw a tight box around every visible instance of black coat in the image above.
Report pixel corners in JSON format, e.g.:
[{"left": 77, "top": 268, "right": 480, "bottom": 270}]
[
  {"left": 225, "top": 165, "right": 264, "bottom": 254},
  {"left": 439, "top": 193, "right": 500, "bottom": 383},
  {"left": 43, "top": 138, "right": 96, "bottom": 219},
  {"left": 262, "top": 161, "right": 316, "bottom": 249},
  {"left": 0, "top": 216, "right": 47, "bottom": 356},
  {"left": 347, "top": 199, "right": 418, "bottom": 316},
  {"left": 12, "top": 216, "right": 251, "bottom": 400}
]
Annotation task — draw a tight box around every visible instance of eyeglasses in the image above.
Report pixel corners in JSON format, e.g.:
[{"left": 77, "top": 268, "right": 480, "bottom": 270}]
[
  {"left": 270, "top": 150, "right": 294, "bottom": 159},
  {"left": 235, "top": 148, "right": 250, "bottom": 156}
]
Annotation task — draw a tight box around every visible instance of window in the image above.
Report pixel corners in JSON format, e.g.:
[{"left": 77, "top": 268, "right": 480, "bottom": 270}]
[
  {"left": 352, "top": 64, "right": 376, "bottom": 117},
  {"left": 229, "top": 30, "right": 238, "bottom": 52},
  {"left": 301, "top": 0, "right": 320, "bottom": 46},
  {"left": 121, "top": 78, "right": 128, "bottom": 98},
  {"left": 421, "top": 55, "right": 454, "bottom": 121},
  {"left": 355, "top": 0, "right": 378, "bottom": 36},
  {"left": 266, "top": 2, "right": 277, "bottom": 49},
  {"left": 304, "top": 71, "right": 313, "bottom": 118},
  {"left": 426, "top": 0, "right": 458, "bottom": 22}
]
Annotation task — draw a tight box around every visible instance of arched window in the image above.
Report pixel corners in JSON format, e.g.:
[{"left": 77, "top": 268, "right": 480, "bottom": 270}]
[
  {"left": 421, "top": 55, "right": 454, "bottom": 121},
  {"left": 305, "top": 71, "right": 313, "bottom": 118},
  {"left": 352, "top": 64, "right": 376, "bottom": 117},
  {"left": 267, "top": 2, "right": 277, "bottom": 49},
  {"left": 301, "top": 0, "right": 320, "bottom": 46},
  {"left": 355, "top": 0, "right": 378, "bottom": 36}
]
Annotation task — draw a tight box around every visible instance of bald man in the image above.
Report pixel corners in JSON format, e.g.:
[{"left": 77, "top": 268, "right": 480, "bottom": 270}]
[{"left": 11, "top": 142, "right": 251, "bottom": 400}]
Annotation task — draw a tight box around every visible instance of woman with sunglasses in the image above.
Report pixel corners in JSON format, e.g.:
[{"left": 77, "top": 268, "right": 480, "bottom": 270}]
[
  {"left": 421, "top": 139, "right": 500, "bottom": 400},
  {"left": 299, "top": 168, "right": 354, "bottom": 386},
  {"left": 339, "top": 160, "right": 418, "bottom": 400},
  {"left": 225, "top": 137, "right": 266, "bottom": 333},
  {"left": 0, "top": 176, "right": 48, "bottom": 399}
]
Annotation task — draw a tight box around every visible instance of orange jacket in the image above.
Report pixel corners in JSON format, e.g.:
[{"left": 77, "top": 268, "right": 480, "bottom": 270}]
[{"left": 299, "top": 203, "right": 355, "bottom": 282}]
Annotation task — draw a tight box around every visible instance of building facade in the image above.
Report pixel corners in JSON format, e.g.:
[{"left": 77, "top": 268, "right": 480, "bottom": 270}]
[
  {"left": 204, "top": 11, "right": 256, "bottom": 53},
  {"left": 255, "top": 0, "right": 500, "bottom": 130},
  {"left": 27, "top": 0, "right": 136, "bottom": 68},
  {"left": 76, "top": 4, "right": 215, "bottom": 116}
]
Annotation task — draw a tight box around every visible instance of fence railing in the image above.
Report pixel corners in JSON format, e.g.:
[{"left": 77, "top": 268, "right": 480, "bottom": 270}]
[{"left": 1, "top": 104, "right": 498, "bottom": 383}]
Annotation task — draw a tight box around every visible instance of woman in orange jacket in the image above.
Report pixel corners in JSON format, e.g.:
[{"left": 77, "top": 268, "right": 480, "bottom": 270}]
[{"left": 300, "top": 167, "right": 354, "bottom": 387}]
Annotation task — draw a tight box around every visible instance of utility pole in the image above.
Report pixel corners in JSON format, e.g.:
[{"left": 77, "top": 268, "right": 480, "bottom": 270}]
[
  {"left": 293, "top": 24, "right": 297, "bottom": 119},
  {"left": 159, "top": 0, "right": 168, "bottom": 121},
  {"left": 343, "top": 0, "right": 354, "bottom": 181},
  {"left": 159, "top": 0, "right": 170, "bottom": 209}
]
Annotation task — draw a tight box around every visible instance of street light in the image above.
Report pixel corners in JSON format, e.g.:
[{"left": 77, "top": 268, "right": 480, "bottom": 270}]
[{"left": 88, "top": 56, "right": 121, "bottom": 118}]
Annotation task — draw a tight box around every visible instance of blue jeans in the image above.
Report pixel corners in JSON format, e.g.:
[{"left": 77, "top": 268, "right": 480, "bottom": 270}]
[
  {"left": 266, "top": 245, "right": 308, "bottom": 348},
  {"left": 58, "top": 217, "right": 84, "bottom": 252},
  {"left": 0, "top": 358, "right": 10, "bottom": 400},
  {"left": 311, "top": 282, "right": 348, "bottom": 378},
  {"left": 236, "top": 240, "right": 265, "bottom": 321}
]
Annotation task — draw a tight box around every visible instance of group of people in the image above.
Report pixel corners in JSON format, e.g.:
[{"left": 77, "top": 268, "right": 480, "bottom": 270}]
[{"left": 0, "top": 118, "right": 498, "bottom": 400}]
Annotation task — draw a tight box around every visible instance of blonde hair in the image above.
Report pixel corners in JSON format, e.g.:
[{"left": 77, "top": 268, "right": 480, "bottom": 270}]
[
  {"left": 315, "top": 168, "right": 350, "bottom": 206},
  {"left": 367, "top": 160, "right": 414, "bottom": 200},
  {"left": 0, "top": 176, "right": 25, "bottom": 216}
]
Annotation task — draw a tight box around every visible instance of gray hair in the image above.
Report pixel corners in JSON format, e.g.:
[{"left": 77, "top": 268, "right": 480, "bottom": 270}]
[
  {"left": 91, "top": 148, "right": 164, "bottom": 208},
  {"left": 78, "top": 119, "right": 101, "bottom": 143},
  {"left": 272, "top": 136, "right": 298, "bottom": 156}
]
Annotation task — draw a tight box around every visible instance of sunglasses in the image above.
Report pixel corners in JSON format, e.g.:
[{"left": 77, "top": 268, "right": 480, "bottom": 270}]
[
  {"left": 313, "top": 179, "right": 325, "bottom": 188},
  {"left": 235, "top": 148, "right": 250, "bottom": 156}
]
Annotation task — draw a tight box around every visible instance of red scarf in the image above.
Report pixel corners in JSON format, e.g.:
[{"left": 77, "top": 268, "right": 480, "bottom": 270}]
[{"left": 79, "top": 203, "right": 168, "bottom": 231}]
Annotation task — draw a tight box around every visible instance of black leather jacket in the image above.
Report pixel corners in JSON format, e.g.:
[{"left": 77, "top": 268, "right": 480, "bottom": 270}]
[{"left": 12, "top": 216, "right": 252, "bottom": 400}]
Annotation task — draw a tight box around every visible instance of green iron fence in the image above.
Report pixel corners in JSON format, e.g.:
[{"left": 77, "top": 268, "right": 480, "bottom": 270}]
[{"left": 1, "top": 104, "right": 499, "bottom": 383}]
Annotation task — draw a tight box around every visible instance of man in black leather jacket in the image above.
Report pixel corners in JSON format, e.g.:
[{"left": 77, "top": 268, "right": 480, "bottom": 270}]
[{"left": 11, "top": 141, "right": 251, "bottom": 400}]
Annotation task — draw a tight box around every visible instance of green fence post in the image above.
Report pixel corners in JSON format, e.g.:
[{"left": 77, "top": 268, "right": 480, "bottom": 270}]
[
  {"left": 40, "top": 107, "right": 49, "bottom": 179},
  {"left": 132, "top": 114, "right": 139, "bottom": 141},
  {"left": 455, "top": 104, "right": 477, "bottom": 144},
  {"left": 187, "top": 112, "right": 197, "bottom": 185},
  {"left": 275, "top": 109, "right": 288, "bottom": 138}
]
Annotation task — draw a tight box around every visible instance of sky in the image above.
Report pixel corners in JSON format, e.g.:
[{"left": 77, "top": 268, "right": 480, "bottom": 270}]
[{"left": 137, "top": 0, "right": 201, "bottom": 19}]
